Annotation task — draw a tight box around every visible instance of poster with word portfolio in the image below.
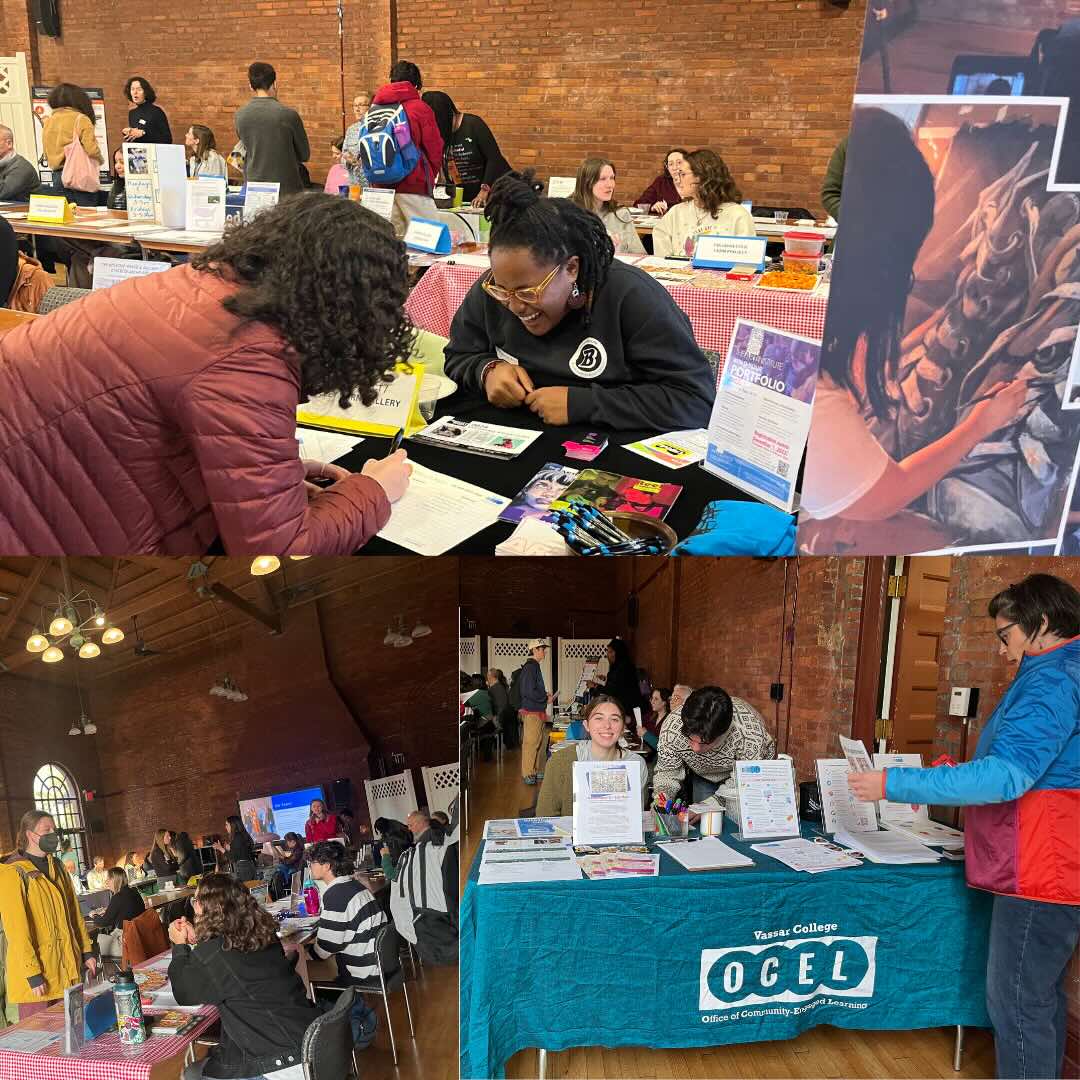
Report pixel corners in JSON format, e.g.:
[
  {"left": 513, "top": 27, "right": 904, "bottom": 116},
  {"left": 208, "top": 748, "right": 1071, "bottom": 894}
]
[{"left": 798, "top": 0, "right": 1080, "bottom": 556}]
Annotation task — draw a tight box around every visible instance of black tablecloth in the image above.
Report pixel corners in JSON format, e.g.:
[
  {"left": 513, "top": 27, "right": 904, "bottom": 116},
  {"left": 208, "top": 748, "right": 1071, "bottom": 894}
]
[{"left": 330, "top": 390, "right": 753, "bottom": 554}]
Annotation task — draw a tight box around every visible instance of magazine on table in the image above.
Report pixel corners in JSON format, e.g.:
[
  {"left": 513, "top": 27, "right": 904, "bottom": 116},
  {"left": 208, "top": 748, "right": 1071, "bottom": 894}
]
[
  {"left": 409, "top": 416, "right": 541, "bottom": 459},
  {"left": 500, "top": 462, "right": 581, "bottom": 524},
  {"left": 550, "top": 468, "right": 682, "bottom": 520}
]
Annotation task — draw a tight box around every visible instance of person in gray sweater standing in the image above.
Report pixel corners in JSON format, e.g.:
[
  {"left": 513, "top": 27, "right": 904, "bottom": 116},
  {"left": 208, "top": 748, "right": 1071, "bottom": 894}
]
[
  {"left": 234, "top": 62, "right": 310, "bottom": 196},
  {"left": 0, "top": 126, "right": 40, "bottom": 202},
  {"left": 518, "top": 638, "right": 554, "bottom": 785}
]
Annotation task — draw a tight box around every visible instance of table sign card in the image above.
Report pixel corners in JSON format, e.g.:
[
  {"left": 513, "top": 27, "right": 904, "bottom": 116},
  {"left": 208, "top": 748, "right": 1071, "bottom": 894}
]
[
  {"left": 732, "top": 758, "right": 800, "bottom": 841},
  {"left": 297, "top": 361, "right": 426, "bottom": 436},
  {"left": 124, "top": 143, "right": 188, "bottom": 227},
  {"left": 404, "top": 217, "right": 453, "bottom": 254},
  {"left": 815, "top": 759, "right": 878, "bottom": 834},
  {"left": 873, "top": 752, "right": 927, "bottom": 826},
  {"left": 244, "top": 181, "right": 280, "bottom": 221},
  {"left": 547, "top": 176, "right": 576, "bottom": 198},
  {"left": 26, "top": 193, "right": 73, "bottom": 224},
  {"left": 186, "top": 176, "right": 227, "bottom": 232},
  {"left": 692, "top": 234, "right": 768, "bottom": 271},
  {"left": 572, "top": 759, "right": 644, "bottom": 847},
  {"left": 361, "top": 188, "right": 396, "bottom": 221},
  {"left": 92, "top": 256, "right": 171, "bottom": 290},
  {"left": 704, "top": 319, "right": 821, "bottom": 513},
  {"left": 63, "top": 983, "right": 84, "bottom": 1054}
]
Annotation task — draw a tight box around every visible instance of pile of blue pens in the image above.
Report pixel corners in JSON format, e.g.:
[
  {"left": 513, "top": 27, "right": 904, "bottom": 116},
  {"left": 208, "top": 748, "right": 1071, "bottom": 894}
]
[{"left": 551, "top": 503, "right": 667, "bottom": 556}]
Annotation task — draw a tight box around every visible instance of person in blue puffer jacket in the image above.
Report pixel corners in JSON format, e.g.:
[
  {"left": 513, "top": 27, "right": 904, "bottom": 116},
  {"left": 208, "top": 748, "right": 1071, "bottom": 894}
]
[{"left": 850, "top": 573, "right": 1079, "bottom": 1080}]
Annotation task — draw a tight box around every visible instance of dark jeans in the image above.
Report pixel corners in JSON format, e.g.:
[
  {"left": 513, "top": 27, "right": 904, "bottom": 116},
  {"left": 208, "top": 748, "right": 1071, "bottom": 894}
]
[
  {"left": 691, "top": 772, "right": 723, "bottom": 804},
  {"left": 50, "top": 176, "right": 99, "bottom": 208},
  {"left": 350, "top": 994, "right": 377, "bottom": 1047},
  {"left": 986, "top": 893, "right": 1080, "bottom": 1079}
]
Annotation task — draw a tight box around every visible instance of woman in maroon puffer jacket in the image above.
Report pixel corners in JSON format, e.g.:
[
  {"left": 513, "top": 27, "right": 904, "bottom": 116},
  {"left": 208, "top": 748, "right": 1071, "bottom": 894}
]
[{"left": 0, "top": 193, "right": 413, "bottom": 555}]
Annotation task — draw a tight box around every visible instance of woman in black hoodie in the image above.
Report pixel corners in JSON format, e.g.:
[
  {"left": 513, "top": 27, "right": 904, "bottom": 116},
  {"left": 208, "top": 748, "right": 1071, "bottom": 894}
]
[
  {"left": 214, "top": 816, "right": 258, "bottom": 884},
  {"left": 169, "top": 873, "right": 318, "bottom": 1078}
]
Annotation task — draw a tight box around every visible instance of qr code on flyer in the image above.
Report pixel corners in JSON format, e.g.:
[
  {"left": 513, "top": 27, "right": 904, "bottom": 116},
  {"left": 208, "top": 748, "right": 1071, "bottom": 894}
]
[
  {"left": 776, "top": 461, "right": 789, "bottom": 478},
  {"left": 587, "top": 767, "right": 629, "bottom": 796}
]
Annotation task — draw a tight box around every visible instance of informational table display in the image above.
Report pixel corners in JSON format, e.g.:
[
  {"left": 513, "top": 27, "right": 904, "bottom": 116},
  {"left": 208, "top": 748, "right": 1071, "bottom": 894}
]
[
  {"left": 732, "top": 758, "right": 800, "bottom": 840},
  {"left": 815, "top": 759, "right": 877, "bottom": 834},
  {"left": 571, "top": 759, "right": 644, "bottom": 847},
  {"left": 704, "top": 320, "right": 821, "bottom": 512}
]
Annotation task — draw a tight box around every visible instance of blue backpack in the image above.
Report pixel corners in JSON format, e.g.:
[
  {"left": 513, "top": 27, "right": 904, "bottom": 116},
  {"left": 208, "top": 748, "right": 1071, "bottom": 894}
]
[{"left": 357, "top": 103, "right": 421, "bottom": 186}]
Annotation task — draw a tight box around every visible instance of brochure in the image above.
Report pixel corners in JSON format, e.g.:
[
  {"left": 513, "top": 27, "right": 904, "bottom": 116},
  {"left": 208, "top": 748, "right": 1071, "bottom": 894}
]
[
  {"left": 733, "top": 759, "right": 800, "bottom": 840},
  {"left": 500, "top": 462, "right": 581, "bottom": 524},
  {"left": 623, "top": 429, "right": 709, "bottom": 470},
  {"left": 551, "top": 468, "right": 681, "bottom": 520},
  {"left": 410, "top": 416, "right": 541, "bottom": 459},
  {"left": 815, "top": 759, "right": 878, "bottom": 834},
  {"left": 571, "top": 760, "right": 644, "bottom": 847}
]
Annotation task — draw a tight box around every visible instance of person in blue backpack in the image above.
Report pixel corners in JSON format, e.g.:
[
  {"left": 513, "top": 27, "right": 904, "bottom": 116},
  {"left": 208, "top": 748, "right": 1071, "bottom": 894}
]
[{"left": 362, "top": 60, "right": 444, "bottom": 237}]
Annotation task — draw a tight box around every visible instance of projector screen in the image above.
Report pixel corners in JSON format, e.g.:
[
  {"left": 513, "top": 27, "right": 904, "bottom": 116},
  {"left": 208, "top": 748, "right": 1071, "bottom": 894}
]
[{"left": 238, "top": 784, "right": 324, "bottom": 842}]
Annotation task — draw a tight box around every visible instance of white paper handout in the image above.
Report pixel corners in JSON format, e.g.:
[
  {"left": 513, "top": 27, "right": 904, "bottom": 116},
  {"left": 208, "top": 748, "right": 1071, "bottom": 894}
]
[
  {"left": 91, "top": 257, "right": 171, "bottom": 291},
  {"left": 376, "top": 463, "right": 510, "bottom": 556},
  {"left": 295, "top": 427, "right": 363, "bottom": 464},
  {"left": 658, "top": 835, "right": 754, "bottom": 871},
  {"left": 751, "top": 837, "right": 861, "bottom": 873},
  {"left": 815, "top": 759, "right": 878, "bottom": 834},
  {"left": 361, "top": 188, "right": 396, "bottom": 221},
  {"left": 834, "top": 829, "right": 942, "bottom": 864},
  {"left": 839, "top": 735, "right": 874, "bottom": 773},
  {"left": 478, "top": 844, "right": 582, "bottom": 885},
  {"left": 733, "top": 759, "right": 800, "bottom": 840},
  {"left": 872, "top": 752, "right": 927, "bottom": 826},
  {"left": 482, "top": 817, "right": 572, "bottom": 840},
  {"left": 410, "top": 416, "right": 542, "bottom": 460},
  {"left": 882, "top": 819, "right": 965, "bottom": 851},
  {"left": 186, "top": 176, "right": 227, "bottom": 232},
  {"left": 571, "top": 759, "right": 644, "bottom": 847},
  {"left": 244, "top": 181, "right": 280, "bottom": 221},
  {"left": 623, "top": 429, "right": 709, "bottom": 470}
]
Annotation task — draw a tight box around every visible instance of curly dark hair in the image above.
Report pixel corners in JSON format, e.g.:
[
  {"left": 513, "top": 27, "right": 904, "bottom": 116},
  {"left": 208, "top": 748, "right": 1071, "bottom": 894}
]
[
  {"left": 194, "top": 873, "right": 278, "bottom": 951},
  {"left": 484, "top": 169, "right": 614, "bottom": 327},
  {"left": 309, "top": 840, "right": 353, "bottom": 878},
  {"left": 685, "top": 149, "right": 742, "bottom": 216},
  {"left": 46, "top": 84, "right": 95, "bottom": 122},
  {"left": 123, "top": 76, "right": 157, "bottom": 104},
  {"left": 191, "top": 192, "right": 414, "bottom": 407}
]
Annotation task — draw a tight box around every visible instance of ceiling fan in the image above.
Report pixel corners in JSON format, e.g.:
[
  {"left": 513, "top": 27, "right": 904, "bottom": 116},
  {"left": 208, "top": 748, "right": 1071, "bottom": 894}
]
[{"left": 131, "top": 615, "right": 168, "bottom": 658}]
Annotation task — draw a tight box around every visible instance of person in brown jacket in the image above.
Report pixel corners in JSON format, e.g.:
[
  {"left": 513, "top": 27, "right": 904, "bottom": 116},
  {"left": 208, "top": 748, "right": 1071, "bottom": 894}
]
[
  {"left": 40, "top": 83, "right": 103, "bottom": 207},
  {"left": 0, "top": 192, "right": 413, "bottom": 554}
]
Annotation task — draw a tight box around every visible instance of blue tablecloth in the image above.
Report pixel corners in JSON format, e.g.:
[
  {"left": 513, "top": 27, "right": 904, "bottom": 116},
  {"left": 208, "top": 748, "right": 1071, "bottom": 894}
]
[{"left": 460, "top": 821, "right": 993, "bottom": 1078}]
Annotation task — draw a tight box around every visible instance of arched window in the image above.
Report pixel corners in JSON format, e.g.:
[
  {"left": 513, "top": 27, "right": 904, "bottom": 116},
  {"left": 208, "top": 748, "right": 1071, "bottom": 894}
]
[{"left": 33, "top": 763, "right": 87, "bottom": 873}]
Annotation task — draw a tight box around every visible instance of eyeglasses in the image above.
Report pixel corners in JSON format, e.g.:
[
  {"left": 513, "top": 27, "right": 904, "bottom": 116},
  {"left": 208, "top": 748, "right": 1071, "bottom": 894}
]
[
  {"left": 482, "top": 264, "right": 563, "bottom": 307},
  {"left": 996, "top": 622, "right": 1017, "bottom": 645}
]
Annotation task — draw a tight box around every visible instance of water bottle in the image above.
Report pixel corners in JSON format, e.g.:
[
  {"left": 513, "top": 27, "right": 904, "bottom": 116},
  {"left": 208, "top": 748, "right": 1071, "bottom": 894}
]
[
  {"left": 303, "top": 885, "right": 320, "bottom": 916},
  {"left": 113, "top": 970, "right": 146, "bottom": 1047}
]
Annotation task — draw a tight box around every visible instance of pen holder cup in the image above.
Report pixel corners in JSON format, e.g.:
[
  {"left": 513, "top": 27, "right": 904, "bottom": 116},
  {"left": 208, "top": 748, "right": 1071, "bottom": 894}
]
[
  {"left": 656, "top": 811, "right": 689, "bottom": 838},
  {"left": 570, "top": 512, "right": 679, "bottom": 555}
]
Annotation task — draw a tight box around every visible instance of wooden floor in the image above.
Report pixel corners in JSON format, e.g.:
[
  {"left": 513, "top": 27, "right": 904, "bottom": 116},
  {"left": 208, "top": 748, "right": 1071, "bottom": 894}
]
[
  {"left": 365, "top": 952, "right": 458, "bottom": 1080},
  {"left": 463, "top": 750, "right": 997, "bottom": 1080}
]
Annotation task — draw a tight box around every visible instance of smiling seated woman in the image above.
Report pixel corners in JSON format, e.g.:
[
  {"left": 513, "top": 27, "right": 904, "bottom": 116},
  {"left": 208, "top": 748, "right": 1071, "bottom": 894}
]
[{"left": 442, "top": 169, "right": 716, "bottom": 431}]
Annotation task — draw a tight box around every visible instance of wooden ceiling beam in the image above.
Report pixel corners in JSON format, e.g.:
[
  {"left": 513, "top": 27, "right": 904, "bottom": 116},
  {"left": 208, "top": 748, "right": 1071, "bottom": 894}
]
[{"left": 0, "top": 558, "right": 50, "bottom": 647}]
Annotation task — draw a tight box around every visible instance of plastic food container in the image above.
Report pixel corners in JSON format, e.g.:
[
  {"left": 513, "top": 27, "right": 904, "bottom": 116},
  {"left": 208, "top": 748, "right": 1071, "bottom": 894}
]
[
  {"left": 783, "top": 251, "right": 820, "bottom": 274},
  {"left": 784, "top": 230, "right": 827, "bottom": 256}
]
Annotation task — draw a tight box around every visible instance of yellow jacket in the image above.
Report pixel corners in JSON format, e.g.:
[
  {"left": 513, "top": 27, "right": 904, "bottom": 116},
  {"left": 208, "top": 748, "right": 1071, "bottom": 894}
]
[
  {"left": 0, "top": 852, "right": 92, "bottom": 1003},
  {"left": 42, "top": 107, "right": 102, "bottom": 170}
]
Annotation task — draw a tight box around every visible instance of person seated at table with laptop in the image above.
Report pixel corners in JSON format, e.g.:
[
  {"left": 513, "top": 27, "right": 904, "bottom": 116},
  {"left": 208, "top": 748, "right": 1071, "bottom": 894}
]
[
  {"left": 570, "top": 157, "right": 645, "bottom": 255},
  {"left": 652, "top": 686, "right": 775, "bottom": 804},
  {"left": 306, "top": 840, "right": 386, "bottom": 1047},
  {"left": 422, "top": 90, "right": 511, "bottom": 208},
  {"left": 168, "top": 873, "right": 318, "bottom": 1080},
  {"left": 304, "top": 799, "right": 339, "bottom": 844},
  {"left": 86, "top": 855, "right": 108, "bottom": 892},
  {"left": 443, "top": 169, "right": 716, "bottom": 431},
  {"left": 635, "top": 148, "right": 688, "bottom": 217},
  {"left": 122, "top": 850, "right": 146, "bottom": 881},
  {"left": 651, "top": 149, "right": 754, "bottom": 259},
  {"left": 94, "top": 866, "right": 147, "bottom": 961},
  {"left": 0, "top": 193, "right": 413, "bottom": 555},
  {"left": 536, "top": 695, "right": 649, "bottom": 816}
]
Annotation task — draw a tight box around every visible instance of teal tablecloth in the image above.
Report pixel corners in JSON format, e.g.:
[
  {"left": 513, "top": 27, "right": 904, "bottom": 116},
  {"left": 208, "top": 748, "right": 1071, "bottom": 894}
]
[{"left": 460, "top": 821, "right": 992, "bottom": 1078}]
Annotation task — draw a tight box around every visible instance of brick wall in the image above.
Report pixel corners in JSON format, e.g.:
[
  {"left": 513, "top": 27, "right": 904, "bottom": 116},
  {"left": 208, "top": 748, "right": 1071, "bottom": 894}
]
[{"left": 3, "top": 0, "right": 867, "bottom": 210}]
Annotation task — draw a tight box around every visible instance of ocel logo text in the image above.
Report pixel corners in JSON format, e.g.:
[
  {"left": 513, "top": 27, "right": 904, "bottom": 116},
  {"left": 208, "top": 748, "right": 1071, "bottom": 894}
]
[{"left": 699, "top": 936, "right": 877, "bottom": 1011}]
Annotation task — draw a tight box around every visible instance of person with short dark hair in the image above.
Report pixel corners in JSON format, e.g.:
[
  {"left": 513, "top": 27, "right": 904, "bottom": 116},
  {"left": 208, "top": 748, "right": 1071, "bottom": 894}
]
[
  {"left": 41, "top": 83, "right": 102, "bottom": 207},
  {"left": 652, "top": 148, "right": 754, "bottom": 258},
  {"left": 234, "top": 61, "right": 311, "bottom": 195},
  {"left": 168, "top": 873, "right": 317, "bottom": 1079},
  {"left": 653, "top": 686, "right": 776, "bottom": 803},
  {"left": 306, "top": 840, "right": 385, "bottom": 1046},
  {"left": 368, "top": 60, "right": 443, "bottom": 235},
  {"left": 121, "top": 76, "right": 172, "bottom": 144},
  {"left": 421, "top": 90, "right": 510, "bottom": 207},
  {"left": 849, "top": 573, "right": 1079, "bottom": 1080},
  {"left": 443, "top": 169, "right": 715, "bottom": 430},
  {"left": 0, "top": 192, "right": 413, "bottom": 555},
  {"left": 0, "top": 124, "right": 39, "bottom": 202}
]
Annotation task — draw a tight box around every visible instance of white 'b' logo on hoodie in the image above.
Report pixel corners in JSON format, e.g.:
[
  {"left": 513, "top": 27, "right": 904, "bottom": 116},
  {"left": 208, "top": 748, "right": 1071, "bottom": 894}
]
[{"left": 569, "top": 338, "right": 607, "bottom": 380}]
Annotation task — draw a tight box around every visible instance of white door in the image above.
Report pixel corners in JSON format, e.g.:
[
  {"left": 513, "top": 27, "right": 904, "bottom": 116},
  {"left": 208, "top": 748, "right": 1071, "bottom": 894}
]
[{"left": 0, "top": 54, "right": 35, "bottom": 167}]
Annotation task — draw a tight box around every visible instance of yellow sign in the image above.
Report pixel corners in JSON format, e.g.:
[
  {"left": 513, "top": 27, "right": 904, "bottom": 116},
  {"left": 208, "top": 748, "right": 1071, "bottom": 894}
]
[
  {"left": 27, "top": 194, "right": 74, "bottom": 224},
  {"left": 296, "top": 362, "right": 426, "bottom": 437}
]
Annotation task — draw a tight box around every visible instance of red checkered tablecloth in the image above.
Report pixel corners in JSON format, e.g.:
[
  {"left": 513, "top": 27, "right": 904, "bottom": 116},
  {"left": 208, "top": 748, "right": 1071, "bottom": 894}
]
[
  {"left": 404, "top": 261, "right": 829, "bottom": 383},
  {"left": 0, "top": 955, "right": 218, "bottom": 1080}
]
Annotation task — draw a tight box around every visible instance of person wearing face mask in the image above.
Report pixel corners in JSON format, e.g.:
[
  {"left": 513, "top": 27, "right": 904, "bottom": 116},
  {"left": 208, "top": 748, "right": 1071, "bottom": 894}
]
[
  {"left": 0, "top": 811, "right": 97, "bottom": 1020},
  {"left": 443, "top": 169, "right": 715, "bottom": 431},
  {"left": 652, "top": 686, "right": 775, "bottom": 804},
  {"left": 849, "top": 574, "right": 1079, "bottom": 1080},
  {"left": 536, "top": 696, "right": 649, "bottom": 816},
  {"left": 570, "top": 157, "right": 645, "bottom": 256}
]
